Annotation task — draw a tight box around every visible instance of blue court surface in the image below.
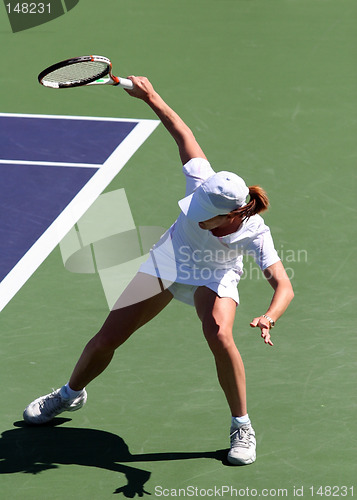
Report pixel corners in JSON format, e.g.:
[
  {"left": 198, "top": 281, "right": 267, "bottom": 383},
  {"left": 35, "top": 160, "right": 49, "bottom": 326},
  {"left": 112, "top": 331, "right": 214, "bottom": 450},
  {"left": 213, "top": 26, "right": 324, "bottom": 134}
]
[
  {"left": 0, "top": 162, "right": 95, "bottom": 281},
  {"left": 0, "top": 113, "right": 159, "bottom": 311},
  {"left": 0, "top": 115, "right": 137, "bottom": 164}
]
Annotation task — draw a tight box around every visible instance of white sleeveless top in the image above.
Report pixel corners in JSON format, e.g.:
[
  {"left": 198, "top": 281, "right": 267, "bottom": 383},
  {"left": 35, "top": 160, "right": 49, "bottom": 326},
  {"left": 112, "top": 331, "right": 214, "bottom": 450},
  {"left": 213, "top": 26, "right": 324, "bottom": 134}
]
[{"left": 139, "top": 158, "right": 280, "bottom": 304}]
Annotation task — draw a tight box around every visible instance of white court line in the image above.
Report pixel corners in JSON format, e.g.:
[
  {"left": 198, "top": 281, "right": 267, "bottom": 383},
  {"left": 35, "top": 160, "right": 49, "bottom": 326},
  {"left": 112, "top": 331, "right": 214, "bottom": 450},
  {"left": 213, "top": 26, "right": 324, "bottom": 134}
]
[
  {"left": 0, "top": 159, "right": 99, "bottom": 168},
  {"left": 0, "top": 115, "right": 160, "bottom": 312},
  {"left": 0, "top": 112, "right": 143, "bottom": 123}
]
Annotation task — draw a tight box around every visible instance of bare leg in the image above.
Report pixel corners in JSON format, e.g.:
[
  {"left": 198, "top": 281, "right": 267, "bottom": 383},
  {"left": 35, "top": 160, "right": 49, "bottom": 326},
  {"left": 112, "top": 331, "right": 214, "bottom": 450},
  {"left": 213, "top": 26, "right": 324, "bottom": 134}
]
[
  {"left": 69, "top": 273, "right": 173, "bottom": 391},
  {"left": 194, "top": 286, "right": 247, "bottom": 417}
]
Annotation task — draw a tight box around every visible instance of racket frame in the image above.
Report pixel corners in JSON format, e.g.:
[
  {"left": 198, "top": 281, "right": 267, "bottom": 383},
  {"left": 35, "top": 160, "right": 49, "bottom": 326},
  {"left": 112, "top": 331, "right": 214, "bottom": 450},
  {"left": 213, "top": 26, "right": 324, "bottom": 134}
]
[{"left": 38, "top": 55, "right": 130, "bottom": 89}]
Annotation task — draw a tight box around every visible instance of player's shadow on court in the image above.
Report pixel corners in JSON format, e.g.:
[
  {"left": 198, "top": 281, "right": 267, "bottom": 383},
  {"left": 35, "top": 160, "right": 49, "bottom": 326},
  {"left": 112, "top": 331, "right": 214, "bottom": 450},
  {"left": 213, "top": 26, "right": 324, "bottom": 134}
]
[{"left": 0, "top": 420, "right": 228, "bottom": 497}]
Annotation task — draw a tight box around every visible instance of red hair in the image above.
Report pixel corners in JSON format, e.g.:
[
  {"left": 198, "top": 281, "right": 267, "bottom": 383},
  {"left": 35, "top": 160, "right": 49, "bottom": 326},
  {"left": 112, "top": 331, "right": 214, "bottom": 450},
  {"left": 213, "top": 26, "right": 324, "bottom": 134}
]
[{"left": 230, "top": 185, "right": 270, "bottom": 221}]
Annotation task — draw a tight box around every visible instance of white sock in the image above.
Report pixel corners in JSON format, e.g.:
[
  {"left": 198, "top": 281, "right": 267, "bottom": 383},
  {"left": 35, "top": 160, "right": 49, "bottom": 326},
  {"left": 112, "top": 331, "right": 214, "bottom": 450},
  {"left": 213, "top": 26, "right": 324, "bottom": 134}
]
[
  {"left": 61, "top": 383, "right": 84, "bottom": 400},
  {"left": 231, "top": 414, "right": 250, "bottom": 429}
]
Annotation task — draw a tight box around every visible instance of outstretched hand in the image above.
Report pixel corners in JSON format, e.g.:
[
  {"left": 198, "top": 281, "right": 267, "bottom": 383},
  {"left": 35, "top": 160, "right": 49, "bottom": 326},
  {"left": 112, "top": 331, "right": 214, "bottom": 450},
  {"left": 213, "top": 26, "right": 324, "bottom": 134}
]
[
  {"left": 124, "top": 76, "right": 156, "bottom": 101},
  {"left": 250, "top": 316, "right": 274, "bottom": 346}
]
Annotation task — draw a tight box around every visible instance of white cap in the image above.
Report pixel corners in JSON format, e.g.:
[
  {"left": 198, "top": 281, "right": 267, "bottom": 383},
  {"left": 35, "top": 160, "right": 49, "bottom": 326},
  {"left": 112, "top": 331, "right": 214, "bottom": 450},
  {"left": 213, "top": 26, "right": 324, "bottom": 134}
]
[{"left": 178, "top": 171, "right": 249, "bottom": 222}]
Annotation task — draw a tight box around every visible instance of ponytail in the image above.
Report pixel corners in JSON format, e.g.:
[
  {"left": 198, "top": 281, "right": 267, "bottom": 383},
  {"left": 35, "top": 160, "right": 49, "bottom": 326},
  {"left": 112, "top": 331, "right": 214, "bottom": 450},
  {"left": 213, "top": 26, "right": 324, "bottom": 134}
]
[{"left": 231, "top": 185, "right": 270, "bottom": 221}]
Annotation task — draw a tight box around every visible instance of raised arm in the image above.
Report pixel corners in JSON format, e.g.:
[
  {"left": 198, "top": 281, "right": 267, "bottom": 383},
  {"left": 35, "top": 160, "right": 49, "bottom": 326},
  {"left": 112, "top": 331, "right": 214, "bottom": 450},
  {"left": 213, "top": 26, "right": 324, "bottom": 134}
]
[
  {"left": 250, "top": 260, "right": 294, "bottom": 346},
  {"left": 126, "top": 76, "right": 206, "bottom": 165}
]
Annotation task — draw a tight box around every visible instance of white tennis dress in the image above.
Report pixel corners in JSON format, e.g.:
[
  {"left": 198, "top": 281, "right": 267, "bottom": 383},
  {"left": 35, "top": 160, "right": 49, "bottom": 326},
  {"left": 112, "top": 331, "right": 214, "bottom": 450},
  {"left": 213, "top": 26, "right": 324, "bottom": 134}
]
[{"left": 139, "top": 158, "right": 280, "bottom": 306}]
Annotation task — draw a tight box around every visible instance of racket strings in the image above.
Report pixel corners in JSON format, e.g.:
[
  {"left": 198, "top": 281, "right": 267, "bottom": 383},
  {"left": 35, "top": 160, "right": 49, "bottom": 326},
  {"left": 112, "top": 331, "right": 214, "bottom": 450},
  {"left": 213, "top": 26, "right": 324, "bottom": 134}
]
[{"left": 42, "top": 61, "right": 109, "bottom": 85}]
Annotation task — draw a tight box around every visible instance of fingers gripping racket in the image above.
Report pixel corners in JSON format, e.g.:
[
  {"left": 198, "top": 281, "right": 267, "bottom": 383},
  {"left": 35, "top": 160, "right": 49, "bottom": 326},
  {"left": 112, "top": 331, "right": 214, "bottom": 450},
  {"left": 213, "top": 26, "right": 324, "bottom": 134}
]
[{"left": 38, "top": 55, "right": 134, "bottom": 90}]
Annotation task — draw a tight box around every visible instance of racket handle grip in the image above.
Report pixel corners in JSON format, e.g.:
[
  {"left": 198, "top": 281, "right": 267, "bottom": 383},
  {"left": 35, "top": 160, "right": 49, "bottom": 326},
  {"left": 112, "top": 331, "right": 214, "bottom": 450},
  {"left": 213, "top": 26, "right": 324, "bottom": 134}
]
[{"left": 117, "top": 77, "right": 134, "bottom": 90}]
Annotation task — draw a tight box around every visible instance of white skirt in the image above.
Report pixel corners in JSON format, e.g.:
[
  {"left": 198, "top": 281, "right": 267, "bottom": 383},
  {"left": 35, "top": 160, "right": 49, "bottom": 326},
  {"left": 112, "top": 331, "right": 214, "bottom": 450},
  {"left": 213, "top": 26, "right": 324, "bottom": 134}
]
[{"left": 139, "top": 256, "right": 240, "bottom": 307}]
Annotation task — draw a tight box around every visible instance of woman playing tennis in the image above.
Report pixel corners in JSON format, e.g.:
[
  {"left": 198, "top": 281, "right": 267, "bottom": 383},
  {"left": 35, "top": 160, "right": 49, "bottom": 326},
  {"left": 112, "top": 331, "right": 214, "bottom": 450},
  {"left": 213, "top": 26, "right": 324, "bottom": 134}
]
[{"left": 24, "top": 76, "right": 294, "bottom": 466}]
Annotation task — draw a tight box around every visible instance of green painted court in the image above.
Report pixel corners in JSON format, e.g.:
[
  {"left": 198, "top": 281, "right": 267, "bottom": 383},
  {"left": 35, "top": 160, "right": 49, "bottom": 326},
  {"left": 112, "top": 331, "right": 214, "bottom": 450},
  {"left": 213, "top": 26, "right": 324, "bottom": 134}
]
[{"left": 0, "top": 0, "right": 356, "bottom": 498}]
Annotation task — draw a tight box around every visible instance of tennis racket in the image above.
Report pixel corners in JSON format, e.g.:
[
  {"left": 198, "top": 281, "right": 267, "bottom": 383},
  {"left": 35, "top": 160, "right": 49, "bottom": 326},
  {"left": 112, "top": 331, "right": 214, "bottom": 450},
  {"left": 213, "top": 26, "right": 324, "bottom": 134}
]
[{"left": 38, "top": 55, "right": 134, "bottom": 90}]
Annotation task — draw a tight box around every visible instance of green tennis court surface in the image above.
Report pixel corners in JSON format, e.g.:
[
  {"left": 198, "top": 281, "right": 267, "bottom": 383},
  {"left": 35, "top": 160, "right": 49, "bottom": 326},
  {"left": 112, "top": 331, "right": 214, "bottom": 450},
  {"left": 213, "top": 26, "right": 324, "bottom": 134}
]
[{"left": 0, "top": 0, "right": 356, "bottom": 498}]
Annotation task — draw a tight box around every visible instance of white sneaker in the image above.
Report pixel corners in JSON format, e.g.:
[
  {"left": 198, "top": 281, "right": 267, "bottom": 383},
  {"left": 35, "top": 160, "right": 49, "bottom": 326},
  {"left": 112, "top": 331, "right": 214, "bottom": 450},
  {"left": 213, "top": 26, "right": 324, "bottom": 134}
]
[
  {"left": 227, "top": 423, "right": 256, "bottom": 465},
  {"left": 23, "top": 387, "right": 87, "bottom": 424}
]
